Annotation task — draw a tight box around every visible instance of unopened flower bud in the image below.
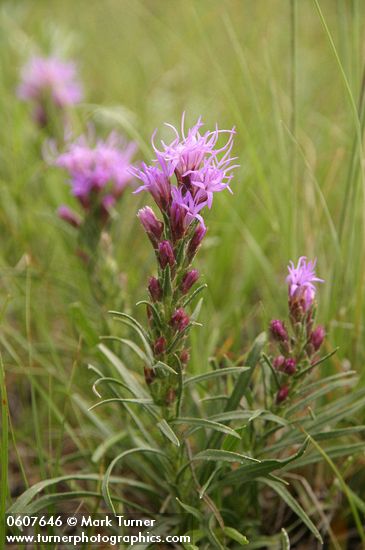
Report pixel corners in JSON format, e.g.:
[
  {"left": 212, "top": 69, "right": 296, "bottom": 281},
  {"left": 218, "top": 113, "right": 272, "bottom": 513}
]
[
  {"left": 58, "top": 205, "right": 81, "bottom": 228},
  {"left": 181, "top": 270, "right": 200, "bottom": 294},
  {"left": 284, "top": 358, "right": 296, "bottom": 375},
  {"left": 144, "top": 366, "right": 156, "bottom": 385},
  {"left": 166, "top": 387, "right": 176, "bottom": 405},
  {"left": 148, "top": 276, "right": 162, "bottom": 302},
  {"left": 270, "top": 320, "right": 289, "bottom": 342},
  {"left": 170, "top": 201, "right": 186, "bottom": 241},
  {"left": 310, "top": 325, "right": 325, "bottom": 351},
  {"left": 273, "top": 355, "right": 285, "bottom": 370},
  {"left": 180, "top": 349, "right": 190, "bottom": 365},
  {"left": 170, "top": 308, "right": 190, "bottom": 332},
  {"left": 276, "top": 385, "right": 289, "bottom": 404},
  {"left": 154, "top": 336, "right": 166, "bottom": 355},
  {"left": 187, "top": 224, "right": 206, "bottom": 261},
  {"left": 138, "top": 207, "right": 163, "bottom": 248},
  {"left": 158, "top": 240, "right": 175, "bottom": 269}
]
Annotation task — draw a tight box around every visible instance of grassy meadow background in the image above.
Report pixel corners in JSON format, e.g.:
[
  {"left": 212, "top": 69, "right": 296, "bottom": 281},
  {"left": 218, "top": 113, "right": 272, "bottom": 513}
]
[{"left": 1, "top": 0, "right": 365, "bottom": 546}]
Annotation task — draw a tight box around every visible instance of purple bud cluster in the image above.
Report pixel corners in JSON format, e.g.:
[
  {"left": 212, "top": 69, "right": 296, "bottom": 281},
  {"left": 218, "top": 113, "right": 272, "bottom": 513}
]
[
  {"left": 270, "top": 257, "right": 325, "bottom": 404},
  {"left": 135, "top": 114, "right": 237, "bottom": 406}
]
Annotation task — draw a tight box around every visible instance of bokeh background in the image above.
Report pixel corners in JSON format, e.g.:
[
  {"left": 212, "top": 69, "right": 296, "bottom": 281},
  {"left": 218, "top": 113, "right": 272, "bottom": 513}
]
[{"left": 1, "top": 0, "right": 364, "bottom": 525}]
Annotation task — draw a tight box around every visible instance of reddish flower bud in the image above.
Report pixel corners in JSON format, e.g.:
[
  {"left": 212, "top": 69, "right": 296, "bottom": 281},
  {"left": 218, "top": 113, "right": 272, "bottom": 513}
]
[
  {"left": 283, "top": 358, "right": 296, "bottom": 375},
  {"left": 148, "top": 276, "right": 162, "bottom": 302},
  {"left": 273, "top": 355, "right": 285, "bottom": 370},
  {"left": 310, "top": 325, "right": 325, "bottom": 351},
  {"left": 180, "top": 349, "right": 190, "bottom": 365},
  {"left": 170, "top": 308, "right": 190, "bottom": 332},
  {"left": 144, "top": 366, "right": 156, "bottom": 385},
  {"left": 158, "top": 240, "right": 175, "bottom": 269},
  {"left": 138, "top": 206, "right": 164, "bottom": 248},
  {"left": 187, "top": 224, "right": 206, "bottom": 261},
  {"left": 170, "top": 201, "right": 186, "bottom": 241},
  {"left": 276, "top": 385, "right": 289, "bottom": 404},
  {"left": 58, "top": 205, "right": 81, "bottom": 228},
  {"left": 154, "top": 336, "right": 166, "bottom": 355},
  {"left": 181, "top": 270, "right": 200, "bottom": 294},
  {"left": 166, "top": 387, "right": 176, "bottom": 405},
  {"left": 270, "top": 320, "right": 289, "bottom": 342}
]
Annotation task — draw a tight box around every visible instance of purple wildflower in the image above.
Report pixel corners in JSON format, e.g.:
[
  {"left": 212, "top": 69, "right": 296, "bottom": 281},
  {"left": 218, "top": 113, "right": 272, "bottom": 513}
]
[
  {"left": 18, "top": 56, "right": 82, "bottom": 112},
  {"left": 152, "top": 113, "right": 236, "bottom": 181},
  {"left": 55, "top": 132, "right": 136, "bottom": 207},
  {"left": 171, "top": 187, "right": 207, "bottom": 229},
  {"left": 287, "top": 257, "right": 324, "bottom": 311},
  {"left": 132, "top": 155, "right": 173, "bottom": 211},
  {"left": 133, "top": 114, "right": 237, "bottom": 228}
]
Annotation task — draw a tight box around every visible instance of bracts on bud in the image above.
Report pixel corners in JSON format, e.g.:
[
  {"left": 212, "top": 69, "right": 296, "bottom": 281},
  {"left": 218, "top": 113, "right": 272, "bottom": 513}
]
[
  {"left": 148, "top": 277, "right": 162, "bottom": 302},
  {"left": 158, "top": 240, "right": 175, "bottom": 269},
  {"left": 181, "top": 270, "right": 199, "bottom": 294},
  {"left": 138, "top": 207, "right": 164, "bottom": 248}
]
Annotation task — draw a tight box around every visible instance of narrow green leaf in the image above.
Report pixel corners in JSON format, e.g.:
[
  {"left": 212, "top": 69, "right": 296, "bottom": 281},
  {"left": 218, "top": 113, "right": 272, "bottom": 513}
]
[
  {"left": 193, "top": 449, "right": 259, "bottom": 465},
  {"left": 171, "top": 417, "right": 241, "bottom": 439},
  {"left": 281, "top": 528, "right": 290, "bottom": 550},
  {"left": 259, "top": 477, "right": 322, "bottom": 543},
  {"left": 98, "top": 344, "right": 149, "bottom": 399},
  {"left": 157, "top": 419, "right": 180, "bottom": 447},
  {"left": 89, "top": 397, "right": 153, "bottom": 412},
  {"left": 222, "top": 526, "right": 249, "bottom": 545},
  {"left": 102, "top": 448, "right": 168, "bottom": 514},
  {"left": 175, "top": 498, "right": 203, "bottom": 521},
  {"left": 182, "top": 284, "right": 208, "bottom": 308},
  {"left": 184, "top": 366, "right": 249, "bottom": 386}
]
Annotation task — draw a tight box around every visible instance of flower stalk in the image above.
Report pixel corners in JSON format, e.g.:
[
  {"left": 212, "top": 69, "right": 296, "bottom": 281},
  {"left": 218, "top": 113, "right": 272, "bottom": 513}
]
[
  {"left": 134, "top": 114, "right": 237, "bottom": 413},
  {"left": 269, "top": 257, "right": 325, "bottom": 404}
]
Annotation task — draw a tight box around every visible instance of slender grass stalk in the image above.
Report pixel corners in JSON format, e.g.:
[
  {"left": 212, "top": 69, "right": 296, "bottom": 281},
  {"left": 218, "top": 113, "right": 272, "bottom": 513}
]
[
  {"left": 290, "top": 0, "right": 298, "bottom": 258},
  {"left": 26, "top": 268, "right": 46, "bottom": 481},
  {"left": 305, "top": 432, "right": 365, "bottom": 545},
  {"left": 0, "top": 353, "right": 9, "bottom": 548}
]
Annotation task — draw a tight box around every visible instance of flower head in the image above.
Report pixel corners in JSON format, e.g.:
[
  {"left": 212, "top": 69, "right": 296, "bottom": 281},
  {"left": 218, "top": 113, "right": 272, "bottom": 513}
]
[
  {"left": 54, "top": 132, "right": 136, "bottom": 207},
  {"left": 286, "top": 257, "right": 324, "bottom": 311},
  {"left": 133, "top": 114, "right": 237, "bottom": 228},
  {"left": 18, "top": 56, "right": 82, "bottom": 108},
  {"left": 152, "top": 113, "right": 236, "bottom": 180},
  {"left": 132, "top": 155, "right": 173, "bottom": 210}
]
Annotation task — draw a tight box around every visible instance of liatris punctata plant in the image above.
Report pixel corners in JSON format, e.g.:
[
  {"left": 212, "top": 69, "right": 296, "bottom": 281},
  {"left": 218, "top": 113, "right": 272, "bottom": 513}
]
[
  {"left": 17, "top": 56, "right": 83, "bottom": 134},
  {"left": 132, "top": 114, "right": 237, "bottom": 412},
  {"left": 51, "top": 131, "right": 137, "bottom": 306},
  {"left": 269, "top": 257, "right": 325, "bottom": 403}
]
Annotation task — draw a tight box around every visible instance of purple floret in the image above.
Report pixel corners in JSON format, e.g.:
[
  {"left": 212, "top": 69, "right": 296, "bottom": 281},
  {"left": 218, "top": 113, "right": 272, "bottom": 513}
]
[{"left": 286, "top": 257, "right": 324, "bottom": 311}]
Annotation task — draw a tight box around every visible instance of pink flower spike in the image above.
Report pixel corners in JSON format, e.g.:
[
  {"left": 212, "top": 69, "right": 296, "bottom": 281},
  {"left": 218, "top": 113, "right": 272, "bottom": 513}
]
[{"left": 286, "top": 257, "right": 324, "bottom": 311}]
